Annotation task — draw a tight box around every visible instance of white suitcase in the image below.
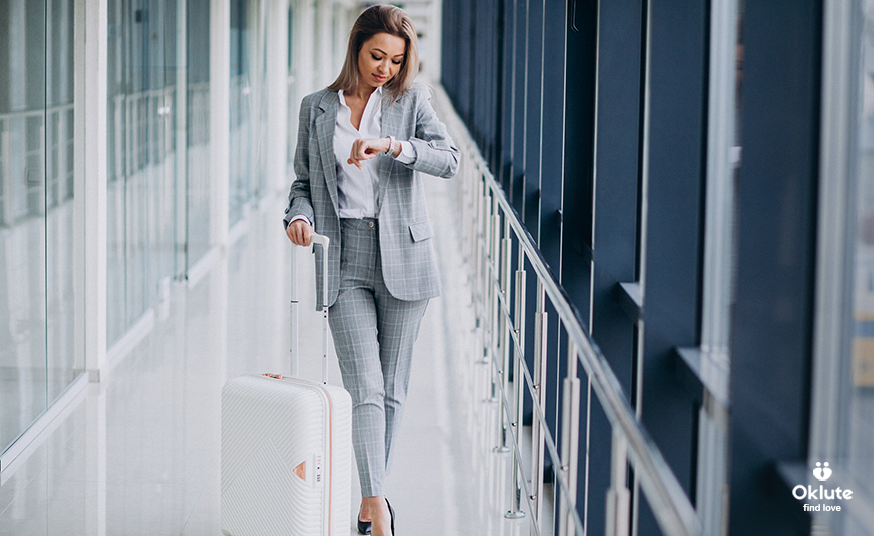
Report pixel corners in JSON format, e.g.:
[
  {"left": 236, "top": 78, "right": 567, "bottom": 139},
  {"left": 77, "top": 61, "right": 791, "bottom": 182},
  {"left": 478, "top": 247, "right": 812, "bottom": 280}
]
[{"left": 222, "top": 235, "right": 352, "bottom": 536}]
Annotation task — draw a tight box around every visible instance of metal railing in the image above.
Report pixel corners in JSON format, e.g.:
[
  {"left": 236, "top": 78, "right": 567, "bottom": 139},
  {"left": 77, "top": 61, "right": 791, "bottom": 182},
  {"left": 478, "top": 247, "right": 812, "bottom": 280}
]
[
  {"left": 0, "top": 103, "right": 75, "bottom": 227},
  {"left": 109, "top": 87, "right": 176, "bottom": 183},
  {"left": 433, "top": 87, "right": 702, "bottom": 536}
]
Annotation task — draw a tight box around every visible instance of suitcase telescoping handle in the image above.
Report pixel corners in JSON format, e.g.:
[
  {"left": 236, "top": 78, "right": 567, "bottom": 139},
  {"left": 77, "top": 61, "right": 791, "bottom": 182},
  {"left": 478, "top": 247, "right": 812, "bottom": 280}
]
[{"left": 290, "top": 233, "right": 330, "bottom": 385}]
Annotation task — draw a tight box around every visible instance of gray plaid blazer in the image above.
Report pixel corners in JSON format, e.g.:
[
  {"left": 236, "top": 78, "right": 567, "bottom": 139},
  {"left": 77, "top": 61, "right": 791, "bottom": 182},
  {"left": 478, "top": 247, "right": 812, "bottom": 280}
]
[{"left": 283, "top": 84, "right": 460, "bottom": 308}]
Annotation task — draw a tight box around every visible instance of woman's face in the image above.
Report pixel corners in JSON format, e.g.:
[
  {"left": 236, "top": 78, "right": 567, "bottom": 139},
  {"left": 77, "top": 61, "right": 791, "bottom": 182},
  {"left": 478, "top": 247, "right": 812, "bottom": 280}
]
[{"left": 357, "top": 32, "right": 406, "bottom": 90}]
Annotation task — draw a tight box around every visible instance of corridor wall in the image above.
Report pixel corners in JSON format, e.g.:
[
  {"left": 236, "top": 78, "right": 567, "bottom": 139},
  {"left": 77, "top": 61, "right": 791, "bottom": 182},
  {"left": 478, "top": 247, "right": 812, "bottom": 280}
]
[{"left": 440, "top": 0, "right": 869, "bottom": 535}]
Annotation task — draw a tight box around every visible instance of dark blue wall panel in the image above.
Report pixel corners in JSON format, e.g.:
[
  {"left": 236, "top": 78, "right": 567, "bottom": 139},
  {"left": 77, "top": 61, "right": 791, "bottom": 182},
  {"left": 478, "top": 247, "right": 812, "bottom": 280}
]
[
  {"left": 510, "top": 0, "right": 527, "bottom": 211},
  {"left": 523, "top": 0, "right": 544, "bottom": 235},
  {"left": 639, "top": 0, "right": 709, "bottom": 514},
  {"left": 728, "top": 1, "right": 821, "bottom": 534}
]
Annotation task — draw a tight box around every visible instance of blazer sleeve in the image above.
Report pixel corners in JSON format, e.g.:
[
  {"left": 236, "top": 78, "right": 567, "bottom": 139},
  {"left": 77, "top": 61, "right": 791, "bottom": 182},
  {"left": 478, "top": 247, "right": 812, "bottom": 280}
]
[
  {"left": 404, "top": 86, "right": 460, "bottom": 179},
  {"left": 283, "top": 96, "right": 316, "bottom": 229}
]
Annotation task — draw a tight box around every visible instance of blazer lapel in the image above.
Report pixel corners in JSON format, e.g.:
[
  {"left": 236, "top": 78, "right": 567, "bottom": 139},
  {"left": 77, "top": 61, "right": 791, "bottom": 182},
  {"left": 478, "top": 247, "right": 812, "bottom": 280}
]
[
  {"left": 378, "top": 93, "right": 404, "bottom": 210},
  {"left": 316, "top": 91, "right": 340, "bottom": 216}
]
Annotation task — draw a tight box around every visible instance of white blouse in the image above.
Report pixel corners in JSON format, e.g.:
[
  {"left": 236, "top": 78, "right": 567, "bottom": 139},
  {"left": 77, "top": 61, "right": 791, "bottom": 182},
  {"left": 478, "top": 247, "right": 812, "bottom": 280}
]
[{"left": 334, "top": 86, "right": 414, "bottom": 219}]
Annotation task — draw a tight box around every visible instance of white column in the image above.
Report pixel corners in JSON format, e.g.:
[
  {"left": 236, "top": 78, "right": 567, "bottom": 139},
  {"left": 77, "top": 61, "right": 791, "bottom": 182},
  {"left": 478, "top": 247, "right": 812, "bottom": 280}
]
[
  {"left": 76, "top": 0, "right": 108, "bottom": 381},
  {"left": 72, "top": 0, "right": 85, "bottom": 374},
  {"left": 431, "top": 0, "right": 444, "bottom": 83},
  {"left": 695, "top": 1, "right": 738, "bottom": 534},
  {"left": 294, "top": 0, "right": 316, "bottom": 98},
  {"left": 316, "top": 0, "right": 334, "bottom": 89},
  {"left": 210, "top": 0, "right": 230, "bottom": 249},
  {"left": 267, "top": 0, "right": 290, "bottom": 194},
  {"left": 811, "top": 0, "right": 856, "bottom": 462},
  {"left": 175, "top": 0, "right": 189, "bottom": 276}
]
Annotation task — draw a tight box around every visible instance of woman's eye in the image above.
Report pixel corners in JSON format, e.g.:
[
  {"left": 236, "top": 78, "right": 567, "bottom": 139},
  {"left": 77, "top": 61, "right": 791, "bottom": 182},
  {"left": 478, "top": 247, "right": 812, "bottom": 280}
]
[
  {"left": 392, "top": 60, "right": 401, "bottom": 65},
  {"left": 371, "top": 54, "right": 381, "bottom": 61}
]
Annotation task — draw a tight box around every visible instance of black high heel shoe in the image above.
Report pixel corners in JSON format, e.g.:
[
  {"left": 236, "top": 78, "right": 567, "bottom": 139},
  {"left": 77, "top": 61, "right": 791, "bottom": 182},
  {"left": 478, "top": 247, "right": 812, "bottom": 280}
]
[
  {"left": 386, "top": 498, "right": 395, "bottom": 534},
  {"left": 357, "top": 505, "right": 371, "bottom": 534},
  {"left": 358, "top": 499, "right": 394, "bottom": 535}
]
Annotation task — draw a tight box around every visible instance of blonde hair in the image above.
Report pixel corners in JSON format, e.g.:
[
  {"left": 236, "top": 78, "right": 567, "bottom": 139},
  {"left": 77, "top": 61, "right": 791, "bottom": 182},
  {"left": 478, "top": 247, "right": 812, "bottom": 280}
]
[{"left": 327, "top": 5, "right": 418, "bottom": 102}]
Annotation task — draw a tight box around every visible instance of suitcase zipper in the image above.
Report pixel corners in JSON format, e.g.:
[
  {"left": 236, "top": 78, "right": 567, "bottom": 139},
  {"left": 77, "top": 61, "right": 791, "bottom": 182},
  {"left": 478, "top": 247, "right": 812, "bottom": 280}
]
[{"left": 315, "top": 384, "right": 335, "bottom": 536}]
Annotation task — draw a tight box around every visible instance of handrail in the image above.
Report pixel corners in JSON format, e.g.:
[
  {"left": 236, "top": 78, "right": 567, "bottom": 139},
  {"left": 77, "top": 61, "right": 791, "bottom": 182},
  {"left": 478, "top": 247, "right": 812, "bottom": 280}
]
[
  {"left": 109, "top": 86, "right": 175, "bottom": 103},
  {"left": 0, "top": 102, "right": 74, "bottom": 122},
  {"left": 435, "top": 85, "right": 702, "bottom": 536}
]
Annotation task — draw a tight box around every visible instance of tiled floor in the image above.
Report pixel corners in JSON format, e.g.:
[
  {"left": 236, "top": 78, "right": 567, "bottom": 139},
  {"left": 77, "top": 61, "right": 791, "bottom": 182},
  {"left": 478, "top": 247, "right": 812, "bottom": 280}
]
[{"left": 0, "top": 175, "right": 532, "bottom": 535}]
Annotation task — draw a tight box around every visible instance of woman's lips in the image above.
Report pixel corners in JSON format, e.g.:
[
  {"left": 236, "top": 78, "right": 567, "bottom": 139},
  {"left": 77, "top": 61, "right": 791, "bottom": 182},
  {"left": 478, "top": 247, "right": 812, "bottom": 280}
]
[{"left": 373, "top": 74, "right": 387, "bottom": 82}]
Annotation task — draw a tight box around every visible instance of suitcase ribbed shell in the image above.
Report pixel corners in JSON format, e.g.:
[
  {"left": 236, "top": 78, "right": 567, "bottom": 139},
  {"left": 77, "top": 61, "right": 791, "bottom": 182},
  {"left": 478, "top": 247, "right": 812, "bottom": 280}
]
[{"left": 221, "top": 374, "right": 352, "bottom": 536}]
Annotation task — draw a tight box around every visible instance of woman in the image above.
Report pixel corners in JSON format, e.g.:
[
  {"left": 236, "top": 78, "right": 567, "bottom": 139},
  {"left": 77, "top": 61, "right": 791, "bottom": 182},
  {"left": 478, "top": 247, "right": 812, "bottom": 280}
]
[{"left": 283, "top": 5, "right": 459, "bottom": 536}]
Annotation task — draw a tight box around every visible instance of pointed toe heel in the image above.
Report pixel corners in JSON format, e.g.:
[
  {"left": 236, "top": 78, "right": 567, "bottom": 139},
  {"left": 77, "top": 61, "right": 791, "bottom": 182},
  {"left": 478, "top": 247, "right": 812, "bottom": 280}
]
[
  {"left": 357, "top": 505, "right": 372, "bottom": 534},
  {"left": 386, "top": 498, "right": 395, "bottom": 534}
]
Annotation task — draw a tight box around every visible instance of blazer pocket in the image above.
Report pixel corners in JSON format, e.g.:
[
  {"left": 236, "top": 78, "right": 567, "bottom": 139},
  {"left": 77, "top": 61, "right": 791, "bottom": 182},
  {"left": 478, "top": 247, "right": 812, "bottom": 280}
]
[{"left": 409, "top": 221, "right": 434, "bottom": 243}]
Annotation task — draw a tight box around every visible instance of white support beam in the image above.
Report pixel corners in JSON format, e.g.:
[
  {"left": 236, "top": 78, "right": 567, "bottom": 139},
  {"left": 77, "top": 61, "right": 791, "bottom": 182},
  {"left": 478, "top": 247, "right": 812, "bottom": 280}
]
[
  {"left": 316, "top": 0, "right": 334, "bottom": 89},
  {"left": 811, "top": 0, "right": 856, "bottom": 463},
  {"left": 210, "top": 0, "right": 231, "bottom": 249},
  {"left": 294, "top": 0, "right": 317, "bottom": 98},
  {"left": 268, "top": 0, "right": 290, "bottom": 194},
  {"left": 78, "top": 0, "right": 108, "bottom": 381},
  {"left": 175, "top": 0, "right": 189, "bottom": 277},
  {"left": 73, "top": 0, "right": 86, "bottom": 377},
  {"left": 432, "top": 0, "right": 444, "bottom": 82}
]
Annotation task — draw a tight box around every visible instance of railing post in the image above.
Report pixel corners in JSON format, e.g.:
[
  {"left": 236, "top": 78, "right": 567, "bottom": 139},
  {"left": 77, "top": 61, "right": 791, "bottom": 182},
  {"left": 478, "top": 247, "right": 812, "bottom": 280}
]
[
  {"left": 459, "top": 145, "right": 470, "bottom": 264},
  {"left": 470, "top": 164, "right": 478, "bottom": 295},
  {"left": 530, "top": 280, "right": 548, "bottom": 524},
  {"left": 606, "top": 431, "right": 631, "bottom": 536},
  {"left": 470, "top": 159, "right": 480, "bottom": 286},
  {"left": 479, "top": 182, "right": 491, "bottom": 366},
  {"left": 559, "top": 341, "right": 581, "bottom": 536},
  {"left": 473, "top": 171, "right": 481, "bottom": 301},
  {"left": 468, "top": 158, "right": 478, "bottom": 291},
  {"left": 505, "top": 252, "right": 527, "bottom": 520},
  {"left": 488, "top": 198, "right": 501, "bottom": 402},
  {"left": 473, "top": 174, "right": 486, "bottom": 360},
  {"left": 491, "top": 202, "right": 502, "bottom": 416},
  {"left": 494, "top": 228, "right": 513, "bottom": 454}
]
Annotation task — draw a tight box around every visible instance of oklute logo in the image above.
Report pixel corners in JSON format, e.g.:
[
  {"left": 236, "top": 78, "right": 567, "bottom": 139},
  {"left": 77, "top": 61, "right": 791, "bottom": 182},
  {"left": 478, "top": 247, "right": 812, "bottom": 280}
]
[
  {"left": 793, "top": 462, "right": 853, "bottom": 512},
  {"left": 813, "top": 462, "right": 832, "bottom": 482}
]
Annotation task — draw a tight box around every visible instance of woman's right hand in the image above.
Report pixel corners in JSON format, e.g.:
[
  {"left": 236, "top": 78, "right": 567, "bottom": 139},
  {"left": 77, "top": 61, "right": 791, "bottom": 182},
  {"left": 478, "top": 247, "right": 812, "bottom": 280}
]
[{"left": 286, "top": 219, "right": 314, "bottom": 247}]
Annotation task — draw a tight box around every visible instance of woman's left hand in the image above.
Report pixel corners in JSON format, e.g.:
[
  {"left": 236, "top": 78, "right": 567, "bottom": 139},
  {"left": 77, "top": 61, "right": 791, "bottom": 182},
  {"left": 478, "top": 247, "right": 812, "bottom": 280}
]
[{"left": 348, "top": 137, "right": 392, "bottom": 169}]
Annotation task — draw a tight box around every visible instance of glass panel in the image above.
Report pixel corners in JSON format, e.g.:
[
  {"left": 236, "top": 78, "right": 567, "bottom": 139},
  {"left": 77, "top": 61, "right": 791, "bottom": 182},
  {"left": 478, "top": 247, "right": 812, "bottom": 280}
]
[
  {"left": 229, "top": 0, "right": 251, "bottom": 227},
  {"left": 287, "top": 5, "right": 295, "bottom": 173},
  {"left": 107, "top": 0, "right": 126, "bottom": 345},
  {"left": 45, "top": 0, "right": 79, "bottom": 404},
  {"left": 107, "top": 0, "right": 178, "bottom": 347},
  {"left": 228, "top": 0, "right": 267, "bottom": 228},
  {"left": 256, "top": 2, "right": 267, "bottom": 201},
  {"left": 846, "top": 0, "right": 874, "bottom": 528},
  {"left": 0, "top": 0, "right": 48, "bottom": 453},
  {"left": 187, "top": 0, "right": 211, "bottom": 264},
  {"left": 835, "top": 1, "right": 874, "bottom": 534}
]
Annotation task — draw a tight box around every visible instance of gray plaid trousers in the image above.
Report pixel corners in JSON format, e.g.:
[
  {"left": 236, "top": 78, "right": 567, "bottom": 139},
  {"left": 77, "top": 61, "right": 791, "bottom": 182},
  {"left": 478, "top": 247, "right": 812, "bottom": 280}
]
[{"left": 328, "top": 218, "right": 428, "bottom": 497}]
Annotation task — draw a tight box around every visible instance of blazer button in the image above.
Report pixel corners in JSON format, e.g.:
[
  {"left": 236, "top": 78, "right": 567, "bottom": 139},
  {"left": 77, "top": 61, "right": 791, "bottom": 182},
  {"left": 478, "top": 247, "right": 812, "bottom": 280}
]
[{"left": 368, "top": 221, "right": 375, "bottom": 228}]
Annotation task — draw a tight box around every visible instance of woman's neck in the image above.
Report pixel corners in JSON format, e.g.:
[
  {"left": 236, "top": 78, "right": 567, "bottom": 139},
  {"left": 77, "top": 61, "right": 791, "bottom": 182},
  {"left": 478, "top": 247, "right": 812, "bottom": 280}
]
[{"left": 348, "top": 83, "right": 377, "bottom": 102}]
